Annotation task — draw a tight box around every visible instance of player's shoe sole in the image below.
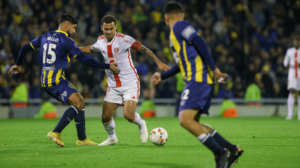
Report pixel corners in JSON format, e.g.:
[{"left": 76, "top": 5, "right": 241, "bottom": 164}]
[
  {"left": 98, "top": 136, "right": 118, "bottom": 146},
  {"left": 47, "top": 131, "right": 65, "bottom": 147},
  {"left": 76, "top": 138, "right": 98, "bottom": 145},
  {"left": 139, "top": 120, "right": 148, "bottom": 144},
  {"left": 226, "top": 145, "right": 244, "bottom": 168},
  {"left": 215, "top": 149, "right": 229, "bottom": 168}
]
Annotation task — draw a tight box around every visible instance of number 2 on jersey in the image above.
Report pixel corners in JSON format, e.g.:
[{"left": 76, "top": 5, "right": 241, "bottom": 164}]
[{"left": 43, "top": 43, "right": 57, "bottom": 64}]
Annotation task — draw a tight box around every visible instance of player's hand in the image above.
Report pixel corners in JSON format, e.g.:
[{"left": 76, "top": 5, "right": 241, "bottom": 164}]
[
  {"left": 158, "top": 62, "right": 171, "bottom": 71},
  {"left": 152, "top": 72, "right": 162, "bottom": 85},
  {"left": 8, "top": 65, "right": 22, "bottom": 75},
  {"left": 110, "top": 62, "right": 120, "bottom": 74},
  {"left": 213, "top": 67, "right": 228, "bottom": 84}
]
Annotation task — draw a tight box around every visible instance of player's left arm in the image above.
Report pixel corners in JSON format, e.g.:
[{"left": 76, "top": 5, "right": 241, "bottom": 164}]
[
  {"left": 8, "top": 35, "right": 43, "bottom": 74},
  {"left": 137, "top": 45, "right": 171, "bottom": 71}
]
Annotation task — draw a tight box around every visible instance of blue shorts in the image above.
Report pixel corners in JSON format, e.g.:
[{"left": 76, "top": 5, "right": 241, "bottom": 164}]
[
  {"left": 43, "top": 80, "right": 77, "bottom": 104},
  {"left": 179, "top": 82, "right": 213, "bottom": 115}
]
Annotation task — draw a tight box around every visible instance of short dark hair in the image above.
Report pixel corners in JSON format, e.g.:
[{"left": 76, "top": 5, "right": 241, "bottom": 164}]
[
  {"left": 164, "top": 1, "right": 183, "bottom": 14},
  {"left": 58, "top": 14, "right": 78, "bottom": 25},
  {"left": 101, "top": 15, "right": 117, "bottom": 25}
]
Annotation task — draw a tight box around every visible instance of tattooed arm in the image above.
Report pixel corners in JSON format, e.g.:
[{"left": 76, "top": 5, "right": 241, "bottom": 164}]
[{"left": 138, "top": 45, "right": 171, "bottom": 71}]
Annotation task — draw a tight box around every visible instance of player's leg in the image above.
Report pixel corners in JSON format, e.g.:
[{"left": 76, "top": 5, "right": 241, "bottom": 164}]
[
  {"left": 200, "top": 122, "right": 243, "bottom": 168},
  {"left": 287, "top": 77, "right": 297, "bottom": 120},
  {"left": 47, "top": 91, "right": 83, "bottom": 147},
  {"left": 297, "top": 79, "right": 300, "bottom": 120},
  {"left": 287, "top": 89, "right": 296, "bottom": 120},
  {"left": 179, "top": 109, "right": 228, "bottom": 168},
  {"left": 72, "top": 93, "right": 97, "bottom": 145},
  {"left": 123, "top": 100, "right": 148, "bottom": 143},
  {"left": 98, "top": 101, "right": 119, "bottom": 146},
  {"left": 123, "top": 82, "right": 148, "bottom": 143}
]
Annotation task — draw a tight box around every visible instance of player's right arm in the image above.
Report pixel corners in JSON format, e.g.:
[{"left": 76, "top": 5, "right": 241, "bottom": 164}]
[
  {"left": 65, "top": 38, "right": 120, "bottom": 74},
  {"left": 8, "top": 35, "right": 43, "bottom": 74},
  {"left": 283, "top": 49, "right": 290, "bottom": 68},
  {"left": 79, "top": 45, "right": 96, "bottom": 54},
  {"left": 152, "top": 64, "right": 180, "bottom": 85}
]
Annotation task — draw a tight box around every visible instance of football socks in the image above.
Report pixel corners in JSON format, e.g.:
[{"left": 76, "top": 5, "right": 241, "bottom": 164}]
[
  {"left": 197, "top": 133, "right": 225, "bottom": 157},
  {"left": 53, "top": 106, "right": 79, "bottom": 133},
  {"left": 74, "top": 109, "right": 87, "bottom": 140},
  {"left": 133, "top": 112, "right": 144, "bottom": 128},
  {"left": 103, "top": 118, "right": 116, "bottom": 140},
  {"left": 211, "top": 130, "right": 236, "bottom": 152},
  {"left": 287, "top": 93, "right": 295, "bottom": 118}
]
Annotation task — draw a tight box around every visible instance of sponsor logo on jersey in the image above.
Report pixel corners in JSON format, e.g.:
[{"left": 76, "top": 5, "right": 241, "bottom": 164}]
[
  {"left": 42, "top": 67, "right": 56, "bottom": 70},
  {"left": 47, "top": 37, "right": 59, "bottom": 42},
  {"left": 74, "top": 43, "right": 78, "bottom": 48},
  {"left": 106, "top": 55, "right": 122, "bottom": 61},
  {"left": 124, "top": 39, "right": 132, "bottom": 44},
  {"left": 114, "top": 48, "right": 119, "bottom": 53},
  {"left": 102, "top": 50, "right": 105, "bottom": 54}
]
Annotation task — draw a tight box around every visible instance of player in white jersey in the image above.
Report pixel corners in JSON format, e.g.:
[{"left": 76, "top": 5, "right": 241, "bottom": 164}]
[
  {"left": 80, "top": 15, "right": 170, "bottom": 146},
  {"left": 283, "top": 36, "right": 300, "bottom": 120}
]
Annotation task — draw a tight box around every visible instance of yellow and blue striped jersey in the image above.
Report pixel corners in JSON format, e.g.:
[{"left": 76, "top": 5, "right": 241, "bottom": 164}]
[
  {"left": 170, "top": 20, "right": 213, "bottom": 84},
  {"left": 29, "top": 30, "right": 82, "bottom": 87}
]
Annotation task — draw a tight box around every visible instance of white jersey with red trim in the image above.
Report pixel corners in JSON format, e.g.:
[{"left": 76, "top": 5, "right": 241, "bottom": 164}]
[
  {"left": 284, "top": 47, "right": 300, "bottom": 79},
  {"left": 91, "top": 32, "right": 141, "bottom": 87}
]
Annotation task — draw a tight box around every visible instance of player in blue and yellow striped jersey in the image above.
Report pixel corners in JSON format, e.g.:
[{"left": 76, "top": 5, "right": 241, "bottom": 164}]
[
  {"left": 152, "top": 2, "right": 243, "bottom": 168},
  {"left": 8, "top": 14, "right": 120, "bottom": 147}
]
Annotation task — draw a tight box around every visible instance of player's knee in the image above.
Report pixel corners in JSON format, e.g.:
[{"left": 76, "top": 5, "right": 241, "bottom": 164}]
[
  {"left": 102, "top": 112, "right": 112, "bottom": 123},
  {"left": 201, "top": 123, "right": 214, "bottom": 133},
  {"left": 73, "top": 100, "right": 85, "bottom": 111},
  {"left": 179, "top": 118, "right": 192, "bottom": 129}
]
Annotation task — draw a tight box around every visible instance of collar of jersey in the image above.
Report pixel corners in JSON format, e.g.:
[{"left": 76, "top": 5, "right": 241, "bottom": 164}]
[{"left": 55, "top": 30, "right": 68, "bottom": 36}]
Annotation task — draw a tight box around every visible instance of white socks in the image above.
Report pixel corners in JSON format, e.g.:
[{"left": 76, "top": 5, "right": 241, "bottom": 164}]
[
  {"left": 133, "top": 112, "right": 144, "bottom": 128},
  {"left": 287, "top": 93, "right": 295, "bottom": 118},
  {"left": 298, "top": 97, "right": 300, "bottom": 119},
  {"left": 103, "top": 118, "right": 116, "bottom": 140}
]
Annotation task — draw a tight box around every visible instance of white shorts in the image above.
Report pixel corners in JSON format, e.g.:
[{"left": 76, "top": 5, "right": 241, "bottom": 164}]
[
  {"left": 104, "top": 81, "right": 140, "bottom": 105},
  {"left": 287, "top": 77, "right": 300, "bottom": 91}
]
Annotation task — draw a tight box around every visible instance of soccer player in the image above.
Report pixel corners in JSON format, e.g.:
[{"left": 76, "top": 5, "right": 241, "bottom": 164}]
[
  {"left": 152, "top": 2, "right": 243, "bottom": 168},
  {"left": 8, "top": 14, "right": 120, "bottom": 147},
  {"left": 80, "top": 15, "right": 170, "bottom": 146},
  {"left": 283, "top": 36, "right": 300, "bottom": 120}
]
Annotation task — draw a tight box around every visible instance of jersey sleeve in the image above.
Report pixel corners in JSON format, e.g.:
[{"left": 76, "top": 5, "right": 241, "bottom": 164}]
[
  {"left": 90, "top": 41, "right": 101, "bottom": 52},
  {"left": 65, "top": 37, "right": 84, "bottom": 57},
  {"left": 29, "top": 34, "right": 44, "bottom": 49},
  {"left": 173, "top": 21, "right": 198, "bottom": 42},
  {"left": 124, "top": 35, "right": 141, "bottom": 51},
  {"left": 283, "top": 50, "right": 290, "bottom": 67}
]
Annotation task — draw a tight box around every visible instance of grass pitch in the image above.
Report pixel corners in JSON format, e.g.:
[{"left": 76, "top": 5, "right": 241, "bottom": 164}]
[{"left": 0, "top": 117, "right": 299, "bottom": 168}]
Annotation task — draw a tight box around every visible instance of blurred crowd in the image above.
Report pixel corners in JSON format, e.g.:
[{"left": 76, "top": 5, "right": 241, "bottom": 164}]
[{"left": 0, "top": 0, "right": 298, "bottom": 102}]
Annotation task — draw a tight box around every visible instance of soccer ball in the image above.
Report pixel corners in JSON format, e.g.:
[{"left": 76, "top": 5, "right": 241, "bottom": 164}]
[{"left": 150, "top": 127, "right": 168, "bottom": 146}]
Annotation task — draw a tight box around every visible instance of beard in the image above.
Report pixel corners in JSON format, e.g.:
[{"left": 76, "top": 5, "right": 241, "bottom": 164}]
[{"left": 67, "top": 30, "right": 74, "bottom": 38}]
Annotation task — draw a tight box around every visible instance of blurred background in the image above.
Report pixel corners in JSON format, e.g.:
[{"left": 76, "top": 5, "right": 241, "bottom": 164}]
[{"left": 0, "top": 0, "right": 298, "bottom": 118}]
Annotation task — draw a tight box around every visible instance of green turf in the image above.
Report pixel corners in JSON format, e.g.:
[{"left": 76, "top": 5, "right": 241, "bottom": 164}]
[{"left": 0, "top": 117, "right": 299, "bottom": 168}]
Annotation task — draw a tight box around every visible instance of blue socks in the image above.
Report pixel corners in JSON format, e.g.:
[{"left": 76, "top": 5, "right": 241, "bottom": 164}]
[
  {"left": 53, "top": 106, "right": 79, "bottom": 133},
  {"left": 211, "top": 130, "right": 236, "bottom": 152},
  {"left": 74, "top": 109, "right": 87, "bottom": 140},
  {"left": 197, "top": 133, "right": 225, "bottom": 157}
]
